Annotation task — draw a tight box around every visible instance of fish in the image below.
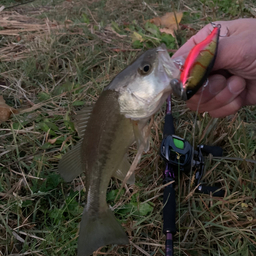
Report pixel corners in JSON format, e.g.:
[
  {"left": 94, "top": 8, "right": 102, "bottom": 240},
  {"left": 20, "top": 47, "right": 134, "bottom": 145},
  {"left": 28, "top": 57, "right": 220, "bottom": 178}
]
[{"left": 58, "top": 43, "right": 180, "bottom": 256}]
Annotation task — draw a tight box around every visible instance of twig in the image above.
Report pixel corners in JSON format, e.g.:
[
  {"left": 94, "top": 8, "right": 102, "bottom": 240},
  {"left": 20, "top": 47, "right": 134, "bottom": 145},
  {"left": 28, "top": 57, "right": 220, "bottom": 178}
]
[
  {"left": 86, "top": 6, "right": 98, "bottom": 25},
  {"left": 130, "top": 241, "right": 151, "bottom": 256},
  {"left": 142, "top": 1, "right": 158, "bottom": 16},
  {"left": 110, "top": 48, "right": 142, "bottom": 53},
  {"left": 3, "top": 0, "right": 35, "bottom": 10}
]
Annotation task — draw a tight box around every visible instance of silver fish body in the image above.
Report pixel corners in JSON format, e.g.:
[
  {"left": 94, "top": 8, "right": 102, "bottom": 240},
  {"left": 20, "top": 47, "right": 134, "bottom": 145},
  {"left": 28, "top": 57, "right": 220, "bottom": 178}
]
[{"left": 58, "top": 44, "right": 180, "bottom": 256}]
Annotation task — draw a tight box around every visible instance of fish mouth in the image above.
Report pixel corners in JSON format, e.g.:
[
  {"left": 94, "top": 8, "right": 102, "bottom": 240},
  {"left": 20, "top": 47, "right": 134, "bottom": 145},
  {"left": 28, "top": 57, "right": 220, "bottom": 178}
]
[
  {"left": 157, "top": 44, "right": 189, "bottom": 100},
  {"left": 156, "top": 44, "right": 180, "bottom": 83},
  {"left": 170, "top": 78, "right": 187, "bottom": 100}
]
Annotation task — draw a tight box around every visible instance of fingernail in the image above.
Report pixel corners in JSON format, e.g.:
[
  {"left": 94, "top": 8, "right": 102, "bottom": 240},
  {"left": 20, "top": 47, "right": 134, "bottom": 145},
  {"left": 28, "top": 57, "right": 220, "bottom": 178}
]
[{"left": 228, "top": 77, "right": 246, "bottom": 94}]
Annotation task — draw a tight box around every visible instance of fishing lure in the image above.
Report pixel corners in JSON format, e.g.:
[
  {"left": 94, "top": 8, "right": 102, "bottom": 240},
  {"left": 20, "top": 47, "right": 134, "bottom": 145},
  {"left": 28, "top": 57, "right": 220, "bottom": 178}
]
[{"left": 172, "top": 23, "right": 221, "bottom": 100}]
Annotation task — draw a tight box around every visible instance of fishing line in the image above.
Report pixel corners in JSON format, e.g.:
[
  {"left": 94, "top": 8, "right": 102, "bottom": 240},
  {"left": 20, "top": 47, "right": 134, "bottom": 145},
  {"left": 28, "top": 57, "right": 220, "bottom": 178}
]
[
  {"left": 187, "top": 82, "right": 206, "bottom": 223},
  {"left": 178, "top": 156, "right": 181, "bottom": 256},
  {"left": 211, "top": 156, "right": 256, "bottom": 164}
]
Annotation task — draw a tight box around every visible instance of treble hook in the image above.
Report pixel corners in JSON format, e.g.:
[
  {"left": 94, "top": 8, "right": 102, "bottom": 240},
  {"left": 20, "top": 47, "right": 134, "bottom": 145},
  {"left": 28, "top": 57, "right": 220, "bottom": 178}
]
[{"left": 211, "top": 22, "right": 229, "bottom": 37}]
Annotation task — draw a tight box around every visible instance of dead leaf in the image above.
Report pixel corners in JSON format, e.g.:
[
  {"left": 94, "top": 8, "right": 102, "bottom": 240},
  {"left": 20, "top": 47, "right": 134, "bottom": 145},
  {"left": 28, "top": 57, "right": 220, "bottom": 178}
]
[
  {"left": 159, "top": 28, "right": 176, "bottom": 37},
  {"left": 0, "top": 96, "right": 19, "bottom": 124},
  {"left": 150, "top": 12, "right": 183, "bottom": 28},
  {"left": 48, "top": 136, "right": 61, "bottom": 144},
  {"left": 65, "top": 19, "right": 73, "bottom": 24},
  {"left": 131, "top": 31, "right": 144, "bottom": 43},
  {"left": 150, "top": 12, "right": 183, "bottom": 36},
  {"left": 60, "top": 135, "right": 72, "bottom": 151}
]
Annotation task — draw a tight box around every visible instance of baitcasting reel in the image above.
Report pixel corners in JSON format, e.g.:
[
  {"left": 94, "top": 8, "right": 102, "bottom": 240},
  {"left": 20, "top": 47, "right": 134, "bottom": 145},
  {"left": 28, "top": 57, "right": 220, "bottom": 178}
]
[{"left": 160, "top": 131, "right": 225, "bottom": 197}]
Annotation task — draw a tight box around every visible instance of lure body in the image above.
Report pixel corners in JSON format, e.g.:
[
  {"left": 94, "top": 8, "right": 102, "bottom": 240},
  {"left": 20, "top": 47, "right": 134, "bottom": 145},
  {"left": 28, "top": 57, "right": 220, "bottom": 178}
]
[{"left": 178, "top": 24, "right": 221, "bottom": 100}]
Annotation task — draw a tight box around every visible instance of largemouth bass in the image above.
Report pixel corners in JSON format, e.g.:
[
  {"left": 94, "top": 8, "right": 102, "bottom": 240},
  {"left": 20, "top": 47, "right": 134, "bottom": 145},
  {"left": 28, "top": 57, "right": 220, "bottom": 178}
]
[{"left": 58, "top": 44, "right": 180, "bottom": 256}]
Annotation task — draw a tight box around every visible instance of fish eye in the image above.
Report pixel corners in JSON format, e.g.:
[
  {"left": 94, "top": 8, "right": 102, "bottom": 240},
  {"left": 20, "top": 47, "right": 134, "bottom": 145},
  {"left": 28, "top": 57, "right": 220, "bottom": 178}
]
[
  {"left": 138, "top": 63, "right": 152, "bottom": 75},
  {"left": 143, "top": 65, "right": 150, "bottom": 72}
]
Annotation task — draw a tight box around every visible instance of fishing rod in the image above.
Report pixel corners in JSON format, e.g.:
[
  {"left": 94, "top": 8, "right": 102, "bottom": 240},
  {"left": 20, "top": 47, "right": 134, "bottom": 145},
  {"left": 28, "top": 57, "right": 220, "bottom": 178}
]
[
  {"left": 160, "top": 23, "right": 224, "bottom": 255},
  {"left": 160, "top": 95, "right": 224, "bottom": 256},
  {"left": 161, "top": 95, "right": 176, "bottom": 256}
]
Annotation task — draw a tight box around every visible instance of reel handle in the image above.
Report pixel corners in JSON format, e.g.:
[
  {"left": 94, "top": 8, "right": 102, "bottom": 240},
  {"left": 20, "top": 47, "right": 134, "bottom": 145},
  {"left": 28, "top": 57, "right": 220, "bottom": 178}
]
[
  {"left": 200, "top": 145, "right": 223, "bottom": 157},
  {"left": 197, "top": 185, "right": 225, "bottom": 197}
]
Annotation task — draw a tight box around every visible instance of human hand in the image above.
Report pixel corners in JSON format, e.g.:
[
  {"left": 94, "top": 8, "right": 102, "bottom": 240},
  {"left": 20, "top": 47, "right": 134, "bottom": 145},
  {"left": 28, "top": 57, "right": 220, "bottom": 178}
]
[{"left": 173, "top": 19, "right": 256, "bottom": 117}]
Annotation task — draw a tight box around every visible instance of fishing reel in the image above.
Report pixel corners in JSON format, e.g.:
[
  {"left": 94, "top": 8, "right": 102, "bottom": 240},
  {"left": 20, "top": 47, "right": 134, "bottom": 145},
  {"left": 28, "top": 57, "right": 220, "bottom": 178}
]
[
  {"left": 161, "top": 135, "right": 192, "bottom": 172},
  {"left": 160, "top": 131, "right": 225, "bottom": 197}
]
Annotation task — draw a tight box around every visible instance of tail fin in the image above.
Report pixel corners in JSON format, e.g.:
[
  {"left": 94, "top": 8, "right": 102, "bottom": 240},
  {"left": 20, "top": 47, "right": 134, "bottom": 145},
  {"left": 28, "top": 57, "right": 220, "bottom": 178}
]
[{"left": 77, "top": 208, "right": 129, "bottom": 256}]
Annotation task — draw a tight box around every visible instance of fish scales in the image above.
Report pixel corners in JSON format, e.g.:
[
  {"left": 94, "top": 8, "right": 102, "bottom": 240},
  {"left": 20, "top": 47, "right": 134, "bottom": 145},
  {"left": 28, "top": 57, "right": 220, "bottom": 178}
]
[{"left": 82, "top": 90, "right": 134, "bottom": 213}]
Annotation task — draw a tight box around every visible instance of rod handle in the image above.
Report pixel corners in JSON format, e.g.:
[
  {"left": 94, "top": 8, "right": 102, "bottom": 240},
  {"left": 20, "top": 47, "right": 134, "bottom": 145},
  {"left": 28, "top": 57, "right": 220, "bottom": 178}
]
[
  {"left": 163, "top": 114, "right": 175, "bottom": 137},
  {"left": 163, "top": 183, "right": 176, "bottom": 234}
]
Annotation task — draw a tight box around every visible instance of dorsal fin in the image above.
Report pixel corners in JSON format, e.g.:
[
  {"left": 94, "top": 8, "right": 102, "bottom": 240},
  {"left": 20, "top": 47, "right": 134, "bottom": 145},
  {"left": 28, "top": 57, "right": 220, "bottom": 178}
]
[{"left": 73, "top": 105, "right": 94, "bottom": 138}]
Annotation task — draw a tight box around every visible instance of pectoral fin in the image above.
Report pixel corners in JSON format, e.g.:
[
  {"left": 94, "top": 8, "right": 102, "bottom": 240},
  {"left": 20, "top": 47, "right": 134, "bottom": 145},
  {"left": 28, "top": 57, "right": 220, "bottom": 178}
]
[
  {"left": 132, "top": 120, "right": 150, "bottom": 153},
  {"left": 113, "top": 156, "right": 135, "bottom": 184},
  {"left": 58, "top": 141, "right": 83, "bottom": 182}
]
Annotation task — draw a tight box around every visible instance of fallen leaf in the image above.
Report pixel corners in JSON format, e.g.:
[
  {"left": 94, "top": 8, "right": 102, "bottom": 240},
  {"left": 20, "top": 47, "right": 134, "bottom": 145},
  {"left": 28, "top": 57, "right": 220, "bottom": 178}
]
[
  {"left": 150, "top": 12, "right": 183, "bottom": 36},
  {"left": 150, "top": 12, "right": 183, "bottom": 28},
  {"left": 149, "top": 16, "right": 162, "bottom": 27},
  {"left": 159, "top": 27, "right": 176, "bottom": 37},
  {"left": 65, "top": 19, "right": 72, "bottom": 24},
  {"left": 241, "top": 203, "right": 248, "bottom": 208},
  {"left": 131, "top": 31, "right": 144, "bottom": 43},
  {"left": 60, "top": 135, "right": 72, "bottom": 151},
  {"left": 0, "top": 96, "right": 19, "bottom": 124},
  {"left": 247, "top": 216, "right": 253, "bottom": 222},
  {"left": 48, "top": 136, "right": 61, "bottom": 144}
]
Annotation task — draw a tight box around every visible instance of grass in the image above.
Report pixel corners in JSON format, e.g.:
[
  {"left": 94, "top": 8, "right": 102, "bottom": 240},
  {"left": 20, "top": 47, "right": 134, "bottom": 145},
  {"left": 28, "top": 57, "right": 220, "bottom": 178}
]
[{"left": 0, "top": 0, "right": 256, "bottom": 255}]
